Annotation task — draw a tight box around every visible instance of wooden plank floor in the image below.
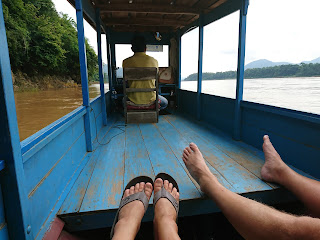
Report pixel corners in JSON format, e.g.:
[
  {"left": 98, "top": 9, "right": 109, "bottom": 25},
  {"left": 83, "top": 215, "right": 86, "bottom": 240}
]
[{"left": 59, "top": 114, "right": 296, "bottom": 232}]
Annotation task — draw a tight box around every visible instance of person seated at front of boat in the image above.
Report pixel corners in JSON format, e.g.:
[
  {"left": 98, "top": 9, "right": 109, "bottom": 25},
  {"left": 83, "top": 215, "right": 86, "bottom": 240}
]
[
  {"left": 111, "top": 135, "right": 320, "bottom": 239},
  {"left": 122, "top": 35, "right": 168, "bottom": 110}
]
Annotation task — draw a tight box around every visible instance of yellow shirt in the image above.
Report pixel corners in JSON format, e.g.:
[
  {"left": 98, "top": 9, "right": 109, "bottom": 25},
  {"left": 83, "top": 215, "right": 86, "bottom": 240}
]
[{"left": 122, "top": 52, "right": 158, "bottom": 104}]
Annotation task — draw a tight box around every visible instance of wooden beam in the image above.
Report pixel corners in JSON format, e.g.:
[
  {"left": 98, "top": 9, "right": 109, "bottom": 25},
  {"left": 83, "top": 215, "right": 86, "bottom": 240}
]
[
  {"left": 98, "top": 3, "right": 200, "bottom": 15},
  {"left": 109, "top": 25, "right": 173, "bottom": 33},
  {"left": 102, "top": 17, "right": 188, "bottom": 27}
]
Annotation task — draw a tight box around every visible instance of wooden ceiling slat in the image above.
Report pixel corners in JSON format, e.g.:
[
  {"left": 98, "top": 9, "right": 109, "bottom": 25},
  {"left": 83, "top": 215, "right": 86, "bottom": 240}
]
[
  {"left": 98, "top": 3, "right": 200, "bottom": 15},
  {"left": 110, "top": 25, "right": 173, "bottom": 32},
  {"left": 103, "top": 17, "right": 187, "bottom": 27}
]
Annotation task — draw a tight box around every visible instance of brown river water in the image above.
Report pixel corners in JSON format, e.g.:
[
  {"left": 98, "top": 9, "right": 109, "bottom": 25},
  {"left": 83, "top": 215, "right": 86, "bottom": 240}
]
[{"left": 14, "top": 84, "right": 107, "bottom": 141}]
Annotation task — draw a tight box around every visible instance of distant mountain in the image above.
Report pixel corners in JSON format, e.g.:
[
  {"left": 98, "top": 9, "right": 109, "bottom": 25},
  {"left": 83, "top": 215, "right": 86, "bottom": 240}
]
[
  {"left": 302, "top": 57, "right": 320, "bottom": 64},
  {"left": 245, "top": 59, "right": 290, "bottom": 70}
]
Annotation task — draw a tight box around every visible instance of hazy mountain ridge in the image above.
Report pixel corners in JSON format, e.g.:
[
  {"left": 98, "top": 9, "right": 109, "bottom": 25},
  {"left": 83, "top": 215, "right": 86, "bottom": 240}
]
[{"left": 245, "top": 57, "right": 320, "bottom": 70}]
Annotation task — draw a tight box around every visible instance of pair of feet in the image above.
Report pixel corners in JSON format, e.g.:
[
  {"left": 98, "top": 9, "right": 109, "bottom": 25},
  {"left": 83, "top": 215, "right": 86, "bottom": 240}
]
[
  {"left": 113, "top": 178, "right": 179, "bottom": 239},
  {"left": 181, "top": 135, "right": 287, "bottom": 191}
]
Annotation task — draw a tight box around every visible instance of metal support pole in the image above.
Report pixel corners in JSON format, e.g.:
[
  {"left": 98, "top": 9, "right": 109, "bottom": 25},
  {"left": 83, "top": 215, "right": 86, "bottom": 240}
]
[
  {"left": 106, "top": 29, "right": 113, "bottom": 92},
  {"left": 197, "top": 15, "right": 204, "bottom": 120},
  {"left": 0, "top": 1, "right": 32, "bottom": 238},
  {"left": 110, "top": 42, "right": 116, "bottom": 87},
  {"left": 177, "top": 31, "right": 182, "bottom": 89},
  {"left": 75, "top": 0, "right": 93, "bottom": 151},
  {"left": 233, "top": 0, "right": 249, "bottom": 140},
  {"left": 95, "top": 8, "right": 107, "bottom": 126}
]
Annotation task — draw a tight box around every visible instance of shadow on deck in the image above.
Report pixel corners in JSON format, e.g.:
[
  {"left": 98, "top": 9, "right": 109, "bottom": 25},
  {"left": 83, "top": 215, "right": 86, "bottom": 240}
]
[{"left": 58, "top": 113, "right": 297, "bottom": 232}]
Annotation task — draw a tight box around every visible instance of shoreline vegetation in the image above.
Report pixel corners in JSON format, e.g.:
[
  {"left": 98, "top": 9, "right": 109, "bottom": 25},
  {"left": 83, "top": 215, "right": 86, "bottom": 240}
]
[
  {"left": 4, "top": 0, "right": 99, "bottom": 92},
  {"left": 183, "top": 63, "right": 320, "bottom": 81}
]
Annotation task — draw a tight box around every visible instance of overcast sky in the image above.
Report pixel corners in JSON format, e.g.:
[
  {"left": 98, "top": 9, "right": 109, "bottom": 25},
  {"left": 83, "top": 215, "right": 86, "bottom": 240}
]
[{"left": 53, "top": 0, "right": 320, "bottom": 78}]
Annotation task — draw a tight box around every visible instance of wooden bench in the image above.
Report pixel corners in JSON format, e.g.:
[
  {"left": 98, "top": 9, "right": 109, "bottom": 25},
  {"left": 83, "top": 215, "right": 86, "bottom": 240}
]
[{"left": 123, "top": 67, "right": 159, "bottom": 123}]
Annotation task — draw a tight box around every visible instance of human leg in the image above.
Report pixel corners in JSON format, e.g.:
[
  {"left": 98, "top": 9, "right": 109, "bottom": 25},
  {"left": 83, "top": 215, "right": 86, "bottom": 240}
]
[
  {"left": 158, "top": 95, "right": 168, "bottom": 110},
  {"left": 261, "top": 135, "right": 320, "bottom": 217},
  {"left": 182, "top": 143, "right": 320, "bottom": 240},
  {"left": 112, "top": 181, "right": 153, "bottom": 240},
  {"left": 153, "top": 178, "right": 181, "bottom": 240}
]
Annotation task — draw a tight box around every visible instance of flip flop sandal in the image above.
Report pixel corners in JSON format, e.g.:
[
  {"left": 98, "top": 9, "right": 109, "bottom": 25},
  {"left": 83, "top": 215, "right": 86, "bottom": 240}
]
[
  {"left": 110, "top": 176, "right": 153, "bottom": 239},
  {"left": 153, "top": 173, "right": 180, "bottom": 219}
]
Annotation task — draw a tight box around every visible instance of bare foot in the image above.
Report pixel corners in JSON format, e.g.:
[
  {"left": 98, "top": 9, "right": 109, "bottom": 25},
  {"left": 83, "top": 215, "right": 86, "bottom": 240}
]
[
  {"left": 261, "top": 135, "right": 287, "bottom": 183},
  {"left": 153, "top": 178, "right": 180, "bottom": 240},
  {"left": 113, "top": 182, "right": 153, "bottom": 240},
  {"left": 182, "top": 143, "right": 215, "bottom": 189}
]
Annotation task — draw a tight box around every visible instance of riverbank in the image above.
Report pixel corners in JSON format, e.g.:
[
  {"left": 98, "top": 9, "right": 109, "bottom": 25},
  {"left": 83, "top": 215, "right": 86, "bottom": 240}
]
[{"left": 12, "top": 71, "right": 79, "bottom": 92}]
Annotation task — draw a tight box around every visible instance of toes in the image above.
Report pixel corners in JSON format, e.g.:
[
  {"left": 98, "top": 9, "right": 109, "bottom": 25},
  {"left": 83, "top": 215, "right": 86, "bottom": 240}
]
[
  {"left": 129, "top": 185, "right": 135, "bottom": 195},
  {"left": 175, "top": 191, "right": 180, "bottom": 201},
  {"left": 183, "top": 149, "right": 190, "bottom": 156},
  {"left": 154, "top": 178, "right": 164, "bottom": 192},
  {"left": 134, "top": 183, "right": 140, "bottom": 193},
  {"left": 183, "top": 152, "right": 188, "bottom": 160},
  {"left": 263, "top": 135, "right": 270, "bottom": 142},
  {"left": 168, "top": 182, "right": 173, "bottom": 192},
  {"left": 189, "top": 142, "right": 199, "bottom": 152},
  {"left": 172, "top": 187, "right": 177, "bottom": 196},
  {"left": 123, "top": 189, "right": 130, "bottom": 198},
  {"left": 144, "top": 182, "right": 153, "bottom": 199},
  {"left": 163, "top": 180, "right": 169, "bottom": 190},
  {"left": 139, "top": 182, "right": 145, "bottom": 192},
  {"left": 186, "top": 147, "right": 192, "bottom": 154}
]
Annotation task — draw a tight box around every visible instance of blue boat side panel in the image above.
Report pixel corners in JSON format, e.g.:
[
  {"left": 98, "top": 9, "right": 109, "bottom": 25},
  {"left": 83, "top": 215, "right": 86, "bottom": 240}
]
[
  {"left": 139, "top": 123, "right": 201, "bottom": 200},
  {"left": 200, "top": 94, "right": 235, "bottom": 136},
  {"left": 157, "top": 117, "right": 234, "bottom": 192},
  {"left": 241, "top": 102, "right": 320, "bottom": 179},
  {"left": 28, "top": 132, "right": 87, "bottom": 237},
  {"left": 23, "top": 117, "right": 85, "bottom": 194},
  {"left": 165, "top": 115, "right": 272, "bottom": 193},
  {"left": 177, "top": 90, "right": 197, "bottom": 118},
  {"left": 80, "top": 125, "right": 126, "bottom": 212},
  {"left": 124, "top": 125, "right": 155, "bottom": 184}
]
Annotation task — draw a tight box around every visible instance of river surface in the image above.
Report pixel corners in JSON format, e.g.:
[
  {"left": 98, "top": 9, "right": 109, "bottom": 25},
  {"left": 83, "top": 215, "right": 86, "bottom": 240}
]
[
  {"left": 14, "top": 84, "right": 108, "bottom": 141},
  {"left": 182, "top": 77, "right": 320, "bottom": 115},
  {"left": 14, "top": 77, "right": 320, "bottom": 141}
]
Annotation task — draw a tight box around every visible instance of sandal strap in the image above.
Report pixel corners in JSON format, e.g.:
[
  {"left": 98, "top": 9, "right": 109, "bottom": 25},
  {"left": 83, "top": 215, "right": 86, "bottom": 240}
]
[
  {"left": 119, "top": 191, "right": 149, "bottom": 211},
  {"left": 154, "top": 186, "right": 179, "bottom": 214}
]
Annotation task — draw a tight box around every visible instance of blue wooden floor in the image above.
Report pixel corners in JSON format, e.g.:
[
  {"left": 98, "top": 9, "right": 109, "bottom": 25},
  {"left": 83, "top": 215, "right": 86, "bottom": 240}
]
[{"left": 58, "top": 114, "right": 296, "bottom": 232}]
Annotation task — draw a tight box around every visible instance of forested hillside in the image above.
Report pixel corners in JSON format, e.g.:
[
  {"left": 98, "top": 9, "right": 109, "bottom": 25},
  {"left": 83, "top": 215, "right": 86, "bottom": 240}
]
[
  {"left": 2, "top": 0, "right": 98, "bottom": 89},
  {"left": 184, "top": 63, "right": 320, "bottom": 81}
]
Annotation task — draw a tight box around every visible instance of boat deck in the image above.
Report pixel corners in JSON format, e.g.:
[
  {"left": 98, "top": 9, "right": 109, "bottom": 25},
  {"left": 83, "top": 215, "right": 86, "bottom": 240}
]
[{"left": 58, "top": 113, "right": 295, "bottom": 232}]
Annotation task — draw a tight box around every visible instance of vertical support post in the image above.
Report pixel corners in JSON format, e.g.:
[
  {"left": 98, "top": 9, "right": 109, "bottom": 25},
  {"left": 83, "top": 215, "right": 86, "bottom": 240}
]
[
  {"left": 75, "top": 0, "right": 92, "bottom": 151},
  {"left": 233, "top": 0, "right": 249, "bottom": 140},
  {"left": 95, "top": 8, "right": 107, "bottom": 126},
  {"left": 177, "top": 31, "right": 182, "bottom": 89},
  {"left": 0, "top": 1, "right": 32, "bottom": 238},
  {"left": 176, "top": 30, "right": 182, "bottom": 110},
  {"left": 110, "top": 42, "right": 116, "bottom": 86},
  {"left": 197, "top": 15, "right": 204, "bottom": 120},
  {"left": 106, "top": 29, "right": 113, "bottom": 92}
]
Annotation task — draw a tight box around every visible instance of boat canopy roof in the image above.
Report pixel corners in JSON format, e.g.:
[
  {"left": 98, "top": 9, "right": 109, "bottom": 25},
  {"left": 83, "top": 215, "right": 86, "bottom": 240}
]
[{"left": 67, "top": 0, "right": 241, "bottom": 35}]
